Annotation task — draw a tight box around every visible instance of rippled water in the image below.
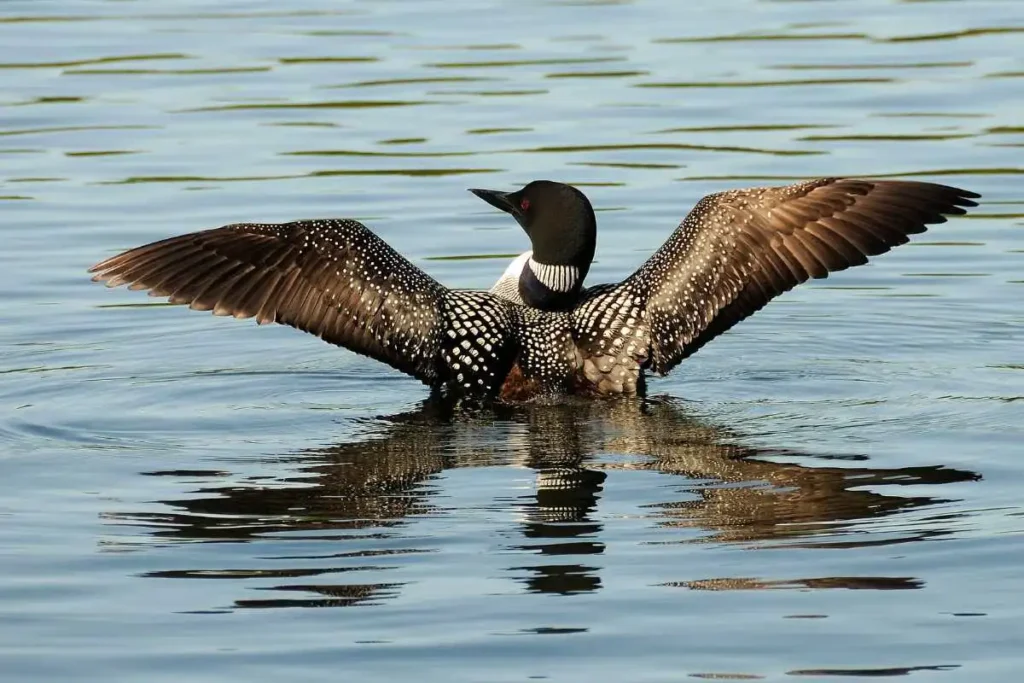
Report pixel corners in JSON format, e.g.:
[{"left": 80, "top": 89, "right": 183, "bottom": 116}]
[{"left": 2, "top": 0, "right": 1022, "bottom": 680}]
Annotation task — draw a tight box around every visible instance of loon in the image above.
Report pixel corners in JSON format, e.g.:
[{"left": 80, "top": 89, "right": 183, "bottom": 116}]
[{"left": 89, "top": 178, "right": 978, "bottom": 401}]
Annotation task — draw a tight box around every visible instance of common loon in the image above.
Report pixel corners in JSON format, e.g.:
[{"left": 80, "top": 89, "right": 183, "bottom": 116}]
[{"left": 89, "top": 178, "right": 978, "bottom": 401}]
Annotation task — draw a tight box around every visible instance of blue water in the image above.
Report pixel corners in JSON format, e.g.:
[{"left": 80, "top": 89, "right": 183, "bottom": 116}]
[{"left": 1, "top": 1, "right": 1022, "bottom": 680}]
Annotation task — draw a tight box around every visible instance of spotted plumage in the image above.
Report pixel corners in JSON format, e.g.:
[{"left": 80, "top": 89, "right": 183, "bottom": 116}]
[
  {"left": 439, "top": 290, "right": 518, "bottom": 394},
  {"left": 90, "top": 177, "right": 979, "bottom": 401}
]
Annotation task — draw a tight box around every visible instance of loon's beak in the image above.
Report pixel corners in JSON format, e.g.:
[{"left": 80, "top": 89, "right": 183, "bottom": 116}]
[{"left": 469, "top": 188, "right": 519, "bottom": 217}]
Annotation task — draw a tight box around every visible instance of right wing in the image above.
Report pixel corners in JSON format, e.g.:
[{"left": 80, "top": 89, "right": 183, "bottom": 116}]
[
  {"left": 89, "top": 219, "right": 483, "bottom": 385},
  {"left": 573, "top": 178, "right": 979, "bottom": 377}
]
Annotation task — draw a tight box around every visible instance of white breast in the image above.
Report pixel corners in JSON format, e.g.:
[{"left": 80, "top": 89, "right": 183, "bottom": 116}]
[{"left": 489, "top": 251, "right": 531, "bottom": 304}]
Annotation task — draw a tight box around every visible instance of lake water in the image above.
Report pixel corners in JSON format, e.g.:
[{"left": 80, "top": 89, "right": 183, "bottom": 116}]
[{"left": 1, "top": 1, "right": 1022, "bottom": 680}]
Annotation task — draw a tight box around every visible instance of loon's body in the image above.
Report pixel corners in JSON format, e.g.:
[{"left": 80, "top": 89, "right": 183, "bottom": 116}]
[{"left": 89, "top": 178, "right": 978, "bottom": 401}]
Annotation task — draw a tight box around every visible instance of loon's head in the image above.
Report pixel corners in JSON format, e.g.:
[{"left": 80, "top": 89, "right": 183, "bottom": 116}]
[{"left": 469, "top": 180, "right": 596, "bottom": 311}]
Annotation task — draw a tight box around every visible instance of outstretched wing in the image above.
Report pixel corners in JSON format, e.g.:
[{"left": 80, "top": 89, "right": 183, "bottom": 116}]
[
  {"left": 573, "top": 179, "right": 979, "bottom": 376},
  {"left": 89, "top": 219, "right": 450, "bottom": 384}
]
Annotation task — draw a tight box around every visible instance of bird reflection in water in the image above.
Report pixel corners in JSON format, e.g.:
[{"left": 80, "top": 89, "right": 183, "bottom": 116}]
[{"left": 112, "top": 398, "right": 979, "bottom": 609}]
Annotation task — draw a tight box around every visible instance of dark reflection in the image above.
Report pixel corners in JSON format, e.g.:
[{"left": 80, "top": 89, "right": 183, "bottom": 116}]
[
  {"left": 234, "top": 583, "right": 403, "bottom": 610},
  {"left": 513, "top": 564, "right": 602, "bottom": 595},
  {"left": 787, "top": 664, "right": 960, "bottom": 677},
  {"left": 672, "top": 576, "right": 924, "bottom": 591},
  {"left": 629, "top": 403, "right": 978, "bottom": 547},
  {"left": 518, "top": 627, "right": 588, "bottom": 636},
  {"left": 110, "top": 397, "right": 979, "bottom": 609}
]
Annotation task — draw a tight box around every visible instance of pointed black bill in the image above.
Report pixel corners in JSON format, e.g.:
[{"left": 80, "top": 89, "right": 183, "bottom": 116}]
[{"left": 469, "top": 188, "right": 519, "bottom": 216}]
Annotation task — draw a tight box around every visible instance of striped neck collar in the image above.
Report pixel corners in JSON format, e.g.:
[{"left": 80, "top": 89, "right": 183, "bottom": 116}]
[{"left": 528, "top": 257, "right": 580, "bottom": 293}]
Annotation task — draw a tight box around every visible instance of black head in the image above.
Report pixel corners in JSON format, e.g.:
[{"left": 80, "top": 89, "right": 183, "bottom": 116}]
[
  {"left": 470, "top": 181, "right": 596, "bottom": 270},
  {"left": 469, "top": 181, "right": 597, "bottom": 310}
]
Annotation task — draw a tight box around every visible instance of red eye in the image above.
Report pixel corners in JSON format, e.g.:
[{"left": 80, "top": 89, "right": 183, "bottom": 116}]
[{"left": 520, "top": 198, "right": 530, "bottom": 211}]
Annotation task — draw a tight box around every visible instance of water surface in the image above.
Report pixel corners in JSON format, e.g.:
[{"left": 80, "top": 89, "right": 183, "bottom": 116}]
[{"left": 1, "top": 0, "right": 1022, "bottom": 681}]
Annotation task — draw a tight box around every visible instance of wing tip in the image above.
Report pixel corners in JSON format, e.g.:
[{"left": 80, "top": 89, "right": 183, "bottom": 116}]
[
  {"left": 87, "top": 257, "right": 115, "bottom": 278},
  {"left": 945, "top": 185, "right": 981, "bottom": 210}
]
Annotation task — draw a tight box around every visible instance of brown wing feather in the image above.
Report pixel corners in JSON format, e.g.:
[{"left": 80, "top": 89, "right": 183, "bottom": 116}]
[
  {"left": 670, "top": 179, "right": 978, "bottom": 365},
  {"left": 573, "top": 178, "right": 979, "bottom": 376},
  {"left": 89, "top": 219, "right": 449, "bottom": 384}
]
